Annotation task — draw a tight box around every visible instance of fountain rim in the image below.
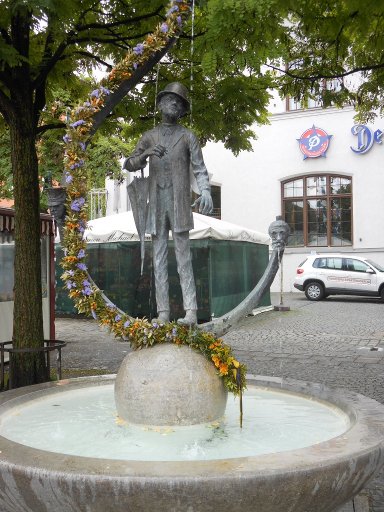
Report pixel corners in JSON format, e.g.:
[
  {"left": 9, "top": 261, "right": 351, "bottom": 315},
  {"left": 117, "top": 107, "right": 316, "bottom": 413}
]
[{"left": 0, "top": 374, "right": 383, "bottom": 479}]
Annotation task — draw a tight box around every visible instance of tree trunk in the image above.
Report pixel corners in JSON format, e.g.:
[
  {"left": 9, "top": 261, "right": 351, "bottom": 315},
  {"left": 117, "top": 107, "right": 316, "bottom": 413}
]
[{"left": 9, "top": 112, "right": 47, "bottom": 388}]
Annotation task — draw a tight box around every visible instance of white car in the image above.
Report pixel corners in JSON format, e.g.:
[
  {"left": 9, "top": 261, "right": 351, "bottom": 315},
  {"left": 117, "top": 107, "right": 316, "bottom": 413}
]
[{"left": 293, "top": 254, "right": 384, "bottom": 301}]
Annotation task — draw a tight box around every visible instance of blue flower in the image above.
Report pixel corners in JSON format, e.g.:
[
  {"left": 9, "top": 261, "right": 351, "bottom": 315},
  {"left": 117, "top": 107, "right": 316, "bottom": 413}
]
[
  {"left": 63, "top": 134, "right": 71, "bottom": 144},
  {"left": 133, "top": 62, "right": 138, "bottom": 70},
  {"left": 66, "top": 281, "right": 75, "bottom": 289},
  {"left": 68, "top": 270, "right": 75, "bottom": 276},
  {"left": 79, "top": 142, "right": 86, "bottom": 151},
  {"left": 152, "top": 322, "right": 159, "bottom": 329},
  {"left": 70, "top": 120, "right": 85, "bottom": 128},
  {"left": 78, "top": 221, "right": 86, "bottom": 233},
  {"left": 100, "top": 86, "right": 111, "bottom": 95},
  {"left": 82, "top": 279, "right": 90, "bottom": 287},
  {"left": 78, "top": 249, "right": 86, "bottom": 259},
  {"left": 77, "top": 262, "right": 87, "bottom": 271},
  {"left": 115, "top": 314, "right": 122, "bottom": 322},
  {"left": 133, "top": 43, "right": 144, "bottom": 55},
  {"left": 82, "top": 287, "right": 92, "bottom": 296},
  {"left": 160, "top": 23, "right": 168, "bottom": 33},
  {"left": 65, "top": 173, "right": 73, "bottom": 184},
  {"left": 90, "top": 89, "right": 99, "bottom": 98},
  {"left": 176, "top": 16, "right": 182, "bottom": 26},
  {"left": 124, "top": 320, "right": 131, "bottom": 328},
  {"left": 70, "top": 197, "right": 85, "bottom": 212},
  {"left": 70, "top": 159, "right": 84, "bottom": 170},
  {"left": 172, "top": 327, "right": 177, "bottom": 336},
  {"left": 167, "top": 5, "right": 179, "bottom": 15},
  {"left": 91, "top": 309, "right": 98, "bottom": 320}
]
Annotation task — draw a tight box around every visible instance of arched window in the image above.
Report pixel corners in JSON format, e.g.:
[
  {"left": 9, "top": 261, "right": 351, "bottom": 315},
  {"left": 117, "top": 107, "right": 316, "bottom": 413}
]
[{"left": 282, "top": 174, "right": 352, "bottom": 247}]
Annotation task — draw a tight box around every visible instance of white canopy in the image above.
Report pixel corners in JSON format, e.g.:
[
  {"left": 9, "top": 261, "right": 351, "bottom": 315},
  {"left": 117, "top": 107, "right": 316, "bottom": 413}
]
[{"left": 84, "top": 211, "right": 269, "bottom": 245}]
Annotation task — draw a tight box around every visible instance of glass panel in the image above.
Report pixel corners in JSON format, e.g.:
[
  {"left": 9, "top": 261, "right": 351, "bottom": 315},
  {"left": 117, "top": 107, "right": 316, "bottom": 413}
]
[
  {"left": 306, "top": 176, "right": 327, "bottom": 196},
  {"left": 330, "top": 197, "right": 352, "bottom": 246},
  {"left": 283, "top": 200, "right": 304, "bottom": 246},
  {"left": 210, "top": 241, "right": 270, "bottom": 316},
  {"left": 283, "top": 179, "right": 303, "bottom": 198},
  {"left": 55, "top": 240, "right": 270, "bottom": 322},
  {"left": 40, "top": 237, "right": 48, "bottom": 299},
  {"left": 344, "top": 258, "right": 370, "bottom": 273},
  {"left": 313, "top": 257, "right": 327, "bottom": 269},
  {"left": 326, "top": 257, "right": 343, "bottom": 270},
  {"left": 0, "top": 237, "right": 49, "bottom": 302},
  {"left": 307, "top": 199, "right": 327, "bottom": 246},
  {"left": 307, "top": 97, "right": 322, "bottom": 108},
  {"left": 366, "top": 259, "right": 384, "bottom": 272},
  {"left": 330, "top": 177, "right": 351, "bottom": 195},
  {"left": 288, "top": 97, "right": 302, "bottom": 111},
  {"left": 0, "top": 241, "right": 15, "bottom": 302}
]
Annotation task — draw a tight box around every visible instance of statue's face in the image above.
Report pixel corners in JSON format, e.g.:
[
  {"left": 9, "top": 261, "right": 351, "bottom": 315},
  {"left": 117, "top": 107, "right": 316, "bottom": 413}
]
[
  {"left": 268, "top": 220, "right": 290, "bottom": 249},
  {"left": 158, "top": 93, "right": 186, "bottom": 121}
]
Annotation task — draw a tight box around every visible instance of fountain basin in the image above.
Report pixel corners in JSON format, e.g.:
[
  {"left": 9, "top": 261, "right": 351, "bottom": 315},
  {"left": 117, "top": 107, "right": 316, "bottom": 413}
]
[{"left": 0, "top": 375, "right": 383, "bottom": 512}]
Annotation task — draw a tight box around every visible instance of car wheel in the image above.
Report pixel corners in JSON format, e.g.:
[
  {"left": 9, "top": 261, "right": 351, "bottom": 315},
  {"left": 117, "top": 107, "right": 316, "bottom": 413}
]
[
  {"left": 380, "top": 287, "right": 384, "bottom": 301},
  {"left": 305, "top": 282, "right": 324, "bottom": 301}
]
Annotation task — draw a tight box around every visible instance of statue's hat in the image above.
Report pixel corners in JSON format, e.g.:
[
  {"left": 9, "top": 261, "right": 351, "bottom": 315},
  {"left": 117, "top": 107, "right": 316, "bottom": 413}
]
[{"left": 157, "top": 82, "right": 190, "bottom": 111}]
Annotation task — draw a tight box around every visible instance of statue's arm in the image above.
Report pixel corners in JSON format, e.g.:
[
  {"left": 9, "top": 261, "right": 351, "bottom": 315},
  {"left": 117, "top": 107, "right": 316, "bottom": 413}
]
[
  {"left": 188, "top": 132, "right": 210, "bottom": 193},
  {"left": 123, "top": 135, "right": 150, "bottom": 172}
]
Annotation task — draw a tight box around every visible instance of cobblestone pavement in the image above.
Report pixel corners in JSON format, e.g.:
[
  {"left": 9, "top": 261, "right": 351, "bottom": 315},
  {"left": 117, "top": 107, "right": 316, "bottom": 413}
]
[{"left": 55, "top": 292, "right": 384, "bottom": 511}]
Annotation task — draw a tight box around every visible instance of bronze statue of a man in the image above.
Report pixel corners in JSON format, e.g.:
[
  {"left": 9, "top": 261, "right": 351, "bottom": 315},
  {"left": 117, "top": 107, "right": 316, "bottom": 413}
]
[{"left": 124, "top": 82, "right": 213, "bottom": 325}]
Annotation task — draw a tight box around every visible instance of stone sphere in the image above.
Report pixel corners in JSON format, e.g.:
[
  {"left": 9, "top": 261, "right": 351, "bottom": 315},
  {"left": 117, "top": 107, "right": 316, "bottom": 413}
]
[{"left": 115, "top": 343, "right": 228, "bottom": 426}]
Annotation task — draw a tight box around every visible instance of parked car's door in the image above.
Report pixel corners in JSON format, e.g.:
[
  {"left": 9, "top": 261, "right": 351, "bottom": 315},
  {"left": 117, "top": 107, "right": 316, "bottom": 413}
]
[
  {"left": 316, "top": 257, "right": 344, "bottom": 291},
  {"left": 342, "top": 258, "right": 377, "bottom": 294}
]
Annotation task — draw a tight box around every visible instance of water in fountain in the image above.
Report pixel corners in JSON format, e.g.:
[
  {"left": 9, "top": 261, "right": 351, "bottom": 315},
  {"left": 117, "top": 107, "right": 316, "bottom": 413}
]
[{"left": 0, "top": 383, "right": 349, "bottom": 461}]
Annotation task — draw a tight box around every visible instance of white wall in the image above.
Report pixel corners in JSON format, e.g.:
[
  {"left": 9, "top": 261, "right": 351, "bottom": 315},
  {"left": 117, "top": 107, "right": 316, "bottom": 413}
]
[{"left": 204, "top": 106, "right": 384, "bottom": 291}]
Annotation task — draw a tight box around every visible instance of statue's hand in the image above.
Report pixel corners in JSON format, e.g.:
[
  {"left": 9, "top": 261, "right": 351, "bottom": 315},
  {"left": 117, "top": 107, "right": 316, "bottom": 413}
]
[
  {"left": 142, "top": 144, "right": 167, "bottom": 159},
  {"left": 192, "top": 190, "right": 213, "bottom": 215}
]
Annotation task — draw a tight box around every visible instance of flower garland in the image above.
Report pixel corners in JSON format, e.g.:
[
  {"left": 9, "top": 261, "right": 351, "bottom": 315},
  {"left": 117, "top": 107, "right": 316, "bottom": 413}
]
[{"left": 61, "top": 0, "right": 247, "bottom": 396}]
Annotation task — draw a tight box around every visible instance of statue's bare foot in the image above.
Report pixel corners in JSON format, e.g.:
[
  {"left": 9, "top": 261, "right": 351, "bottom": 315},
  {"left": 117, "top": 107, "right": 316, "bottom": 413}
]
[{"left": 177, "top": 310, "right": 197, "bottom": 326}]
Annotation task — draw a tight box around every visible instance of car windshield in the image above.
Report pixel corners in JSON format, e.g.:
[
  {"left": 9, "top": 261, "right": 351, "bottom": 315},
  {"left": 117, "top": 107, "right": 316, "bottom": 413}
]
[{"left": 366, "top": 259, "right": 384, "bottom": 272}]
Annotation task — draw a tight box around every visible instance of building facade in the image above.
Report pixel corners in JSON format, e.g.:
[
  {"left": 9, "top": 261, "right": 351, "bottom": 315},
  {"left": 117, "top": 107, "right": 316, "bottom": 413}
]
[
  {"left": 202, "top": 104, "right": 384, "bottom": 292},
  {"left": 105, "top": 100, "right": 384, "bottom": 293}
]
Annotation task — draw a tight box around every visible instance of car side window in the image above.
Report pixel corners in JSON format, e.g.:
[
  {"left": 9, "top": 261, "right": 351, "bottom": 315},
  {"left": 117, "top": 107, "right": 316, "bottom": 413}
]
[
  {"left": 326, "top": 257, "right": 343, "bottom": 270},
  {"left": 313, "top": 258, "right": 324, "bottom": 268},
  {"left": 345, "top": 258, "right": 372, "bottom": 273}
]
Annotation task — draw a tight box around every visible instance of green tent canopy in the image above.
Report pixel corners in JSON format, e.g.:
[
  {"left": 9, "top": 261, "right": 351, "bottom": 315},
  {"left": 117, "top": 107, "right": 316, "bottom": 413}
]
[{"left": 56, "top": 212, "right": 271, "bottom": 322}]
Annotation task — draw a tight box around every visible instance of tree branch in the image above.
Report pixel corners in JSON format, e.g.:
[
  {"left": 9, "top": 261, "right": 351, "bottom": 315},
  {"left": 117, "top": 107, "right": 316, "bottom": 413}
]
[
  {"left": 89, "top": 36, "right": 177, "bottom": 137},
  {"left": 72, "top": 51, "right": 113, "bottom": 70},
  {"left": 266, "top": 61, "right": 384, "bottom": 82},
  {"left": 33, "top": 81, "right": 47, "bottom": 126},
  {"left": 0, "top": 68, "right": 14, "bottom": 92},
  {"left": 32, "top": 4, "right": 166, "bottom": 93},
  {"left": 73, "top": 5, "right": 163, "bottom": 32},
  {"left": 69, "top": 31, "right": 152, "bottom": 45},
  {"left": 32, "top": 40, "right": 69, "bottom": 90},
  {"left": 36, "top": 122, "right": 66, "bottom": 136},
  {"left": 0, "top": 28, "right": 12, "bottom": 45},
  {"left": 0, "top": 88, "right": 15, "bottom": 124}
]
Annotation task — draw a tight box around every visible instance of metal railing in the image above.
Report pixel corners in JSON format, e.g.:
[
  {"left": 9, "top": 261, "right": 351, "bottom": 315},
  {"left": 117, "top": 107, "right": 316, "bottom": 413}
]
[{"left": 0, "top": 340, "right": 66, "bottom": 390}]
